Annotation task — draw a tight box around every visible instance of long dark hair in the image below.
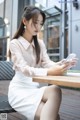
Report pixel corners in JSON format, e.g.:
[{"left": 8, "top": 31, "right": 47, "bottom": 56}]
[{"left": 9, "top": 6, "right": 46, "bottom": 64}]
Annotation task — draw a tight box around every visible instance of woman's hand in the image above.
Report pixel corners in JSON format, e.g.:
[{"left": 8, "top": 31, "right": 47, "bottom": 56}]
[
  {"left": 57, "top": 53, "right": 78, "bottom": 66},
  {"left": 68, "top": 58, "right": 78, "bottom": 68},
  {"left": 47, "top": 54, "right": 78, "bottom": 76},
  {"left": 47, "top": 62, "right": 69, "bottom": 76},
  {"left": 57, "top": 58, "right": 78, "bottom": 69}
]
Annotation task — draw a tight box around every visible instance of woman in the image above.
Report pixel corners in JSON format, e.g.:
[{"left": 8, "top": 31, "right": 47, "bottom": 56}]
[{"left": 8, "top": 6, "right": 77, "bottom": 120}]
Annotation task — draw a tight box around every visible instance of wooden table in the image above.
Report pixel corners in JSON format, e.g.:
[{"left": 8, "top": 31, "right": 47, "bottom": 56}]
[{"left": 33, "top": 76, "right": 80, "bottom": 88}]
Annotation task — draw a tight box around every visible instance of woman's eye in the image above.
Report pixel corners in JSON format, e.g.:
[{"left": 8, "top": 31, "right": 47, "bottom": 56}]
[
  {"left": 40, "top": 23, "right": 43, "bottom": 26},
  {"left": 34, "top": 22, "right": 43, "bottom": 26}
]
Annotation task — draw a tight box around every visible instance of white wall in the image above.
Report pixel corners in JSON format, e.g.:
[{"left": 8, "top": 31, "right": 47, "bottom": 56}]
[{"left": 69, "top": 1, "right": 80, "bottom": 70}]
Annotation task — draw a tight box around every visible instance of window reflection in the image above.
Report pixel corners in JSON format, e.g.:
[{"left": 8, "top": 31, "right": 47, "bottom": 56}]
[
  {"left": 35, "top": 0, "right": 61, "bottom": 8},
  {"left": 0, "top": 0, "right": 11, "bottom": 60},
  {"left": 48, "top": 26, "right": 59, "bottom": 48},
  {"left": 47, "top": 25, "right": 60, "bottom": 62}
]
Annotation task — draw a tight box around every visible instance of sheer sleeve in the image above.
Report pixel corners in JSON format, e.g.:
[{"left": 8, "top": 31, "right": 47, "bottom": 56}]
[
  {"left": 10, "top": 40, "right": 48, "bottom": 77},
  {"left": 40, "top": 40, "right": 56, "bottom": 68}
]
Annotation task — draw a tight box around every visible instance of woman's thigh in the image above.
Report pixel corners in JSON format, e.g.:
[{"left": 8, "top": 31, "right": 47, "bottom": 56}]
[
  {"left": 34, "top": 85, "right": 61, "bottom": 120},
  {"left": 34, "top": 101, "right": 44, "bottom": 120},
  {"left": 42, "top": 85, "right": 61, "bottom": 102}
]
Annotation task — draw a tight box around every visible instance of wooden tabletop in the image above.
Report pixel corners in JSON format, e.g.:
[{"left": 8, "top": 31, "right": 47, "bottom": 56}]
[{"left": 33, "top": 76, "right": 80, "bottom": 88}]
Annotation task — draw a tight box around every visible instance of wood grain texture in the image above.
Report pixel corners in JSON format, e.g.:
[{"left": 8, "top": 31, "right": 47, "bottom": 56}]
[{"left": 33, "top": 76, "right": 80, "bottom": 88}]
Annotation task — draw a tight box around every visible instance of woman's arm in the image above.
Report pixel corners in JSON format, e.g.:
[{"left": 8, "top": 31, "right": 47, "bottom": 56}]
[
  {"left": 10, "top": 40, "right": 72, "bottom": 77},
  {"left": 47, "top": 63, "right": 69, "bottom": 76},
  {"left": 10, "top": 40, "right": 48, "bottom": 77},
  {"left": 39, "top": 40, "right": 56, "bottom": 68},
  {"left": 39, "top": 40, "right": 73, "bottom": 75}
]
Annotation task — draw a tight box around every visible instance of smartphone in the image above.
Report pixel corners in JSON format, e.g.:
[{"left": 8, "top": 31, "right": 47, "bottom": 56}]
[
  {"left": 66, "top": 53, "right": 76, "bottom": 62},
  {"left": 62, "top": 53, "right": 76, "bottom": 64}
]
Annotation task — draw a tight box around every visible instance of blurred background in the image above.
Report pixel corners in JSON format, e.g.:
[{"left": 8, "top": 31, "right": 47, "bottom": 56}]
[{"left": 0, "top": 0, "right": 80, "bottom": 70}]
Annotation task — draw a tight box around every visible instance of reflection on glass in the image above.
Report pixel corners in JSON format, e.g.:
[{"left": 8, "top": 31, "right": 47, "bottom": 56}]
[
  {"left": 35, "top": 0, "right": 61, "bottom": 8},
  {"left": 0, "top": 0, "right": 4, "bottom": 4},
  {"left": 48, "top": 26, "right": 59, "bottom": 48},
  {"left": 0, "top": 0, "right": 11, "bottom": 60},
  {"left": 47, "top": 25, "right": 60, "bottom": 62},
  {"left": 34, "top": 1, "right": 61, "bottom": 62}
]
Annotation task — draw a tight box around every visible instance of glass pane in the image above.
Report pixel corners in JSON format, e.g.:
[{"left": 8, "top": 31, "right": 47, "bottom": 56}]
[
  {"left": 35, "top": 0, "right": 61, "bottom": 8},
  {"left": 44, "top": 7, "right": 61, "bottom": 17},
  {"left": 4, "top": 0, "right": 11, "bottom": 36},
  {"left": 34, "top": 2, "right": 61, "bottom": 62},
  {"left": 0, "top": 0, "right": 5, "bottom": 37},
  {"left": 48, "top": 26, "right": 59, "bottom": 48},
  {"left": 0, "top": 0, "right": 11, "bottom": 60},
  {"left": 0, "top": 0, "right": 4, "bottom": 18},
  {"left": 47, "top": 25, "right": 60, "bottom": 62}
]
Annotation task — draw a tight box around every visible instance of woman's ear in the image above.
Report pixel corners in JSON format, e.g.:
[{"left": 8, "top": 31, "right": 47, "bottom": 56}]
[{"left": 22, "top": 17, "right": 27, "bottom": 26}]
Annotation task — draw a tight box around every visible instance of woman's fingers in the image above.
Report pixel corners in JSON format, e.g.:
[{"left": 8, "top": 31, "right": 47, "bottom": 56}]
[{"left": 61, "top": 57, "right": 78, "bottom": 69}]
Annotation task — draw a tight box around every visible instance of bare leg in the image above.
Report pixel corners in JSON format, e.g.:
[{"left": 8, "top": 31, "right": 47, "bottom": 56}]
[
  {"left": 34, "top": 101, "right": 44, "bottom": 120},
  {"left": 35, "top": 85, "right": 62, "bottom": 120}
]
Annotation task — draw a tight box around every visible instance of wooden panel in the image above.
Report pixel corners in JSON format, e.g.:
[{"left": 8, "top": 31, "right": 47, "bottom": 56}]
[{"left": 33, "top": 76, "right": 80, "bottom": 88}]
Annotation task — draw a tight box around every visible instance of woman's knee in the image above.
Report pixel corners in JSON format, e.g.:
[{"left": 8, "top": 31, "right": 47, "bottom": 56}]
[
  {"left": 51, "top": 85, "right": 62, "bottom": 95},
  {"left": 42, "top": 85, "right": 62, "bottom": 102},
  {"left": 50, "top": 85, "right": 62, "bottom": 98}
]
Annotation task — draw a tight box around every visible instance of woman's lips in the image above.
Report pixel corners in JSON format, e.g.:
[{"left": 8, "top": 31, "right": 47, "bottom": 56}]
[{"left": 34, "top": 30, "right": 38, "bottom": 33}]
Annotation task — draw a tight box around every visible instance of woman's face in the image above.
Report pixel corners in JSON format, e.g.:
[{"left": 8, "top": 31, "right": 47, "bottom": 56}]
[{"left": 25, "top": 14, "right": 43, "bottom": 36}]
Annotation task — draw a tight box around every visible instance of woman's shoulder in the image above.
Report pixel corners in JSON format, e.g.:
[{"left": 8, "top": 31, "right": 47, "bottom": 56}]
[
  {"left": 10, "top": 38, "right": 21, "bottom": 47},
  {"left": 10, "top": 38, "right": 18, "bottom": 44},
  {"left": 9, "top": 38, "right": 21, "bottom": 49}
]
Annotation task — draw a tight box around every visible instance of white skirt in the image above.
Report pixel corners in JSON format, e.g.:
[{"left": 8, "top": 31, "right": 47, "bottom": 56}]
[{"left": 8, "top": 71, "right": 47, "bottom": 120}]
